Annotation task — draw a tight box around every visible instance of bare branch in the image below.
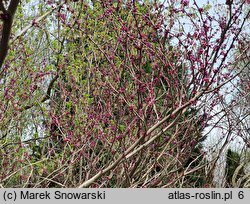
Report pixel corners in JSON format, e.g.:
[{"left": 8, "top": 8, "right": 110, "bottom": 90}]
[
  {"left": 11, "top": 2, "right": 64, "bottom": 43},
  {"left": 0, "top": 0, "right": 20, "bottom": 69}
]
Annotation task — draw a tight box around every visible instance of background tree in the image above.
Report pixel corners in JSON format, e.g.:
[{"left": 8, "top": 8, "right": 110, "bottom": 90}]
[{"left": 224, "top": 148, "right": 250, "bottom": 187}]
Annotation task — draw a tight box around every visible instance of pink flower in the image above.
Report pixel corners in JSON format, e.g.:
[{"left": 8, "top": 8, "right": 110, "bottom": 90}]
[
  {"left": 181, "top": 0, "right": 189, "bottom": 6},
  {"left": 129, "top": 105, "right": 135, "bottom": 111},
  {"left": 213, "top": 69, "right": 218, "bottom": 73},
  {"left": 64, "top": 137, "right": 71, "bottom": 143},
  {"left": 32, "top": 19, "right": 38, "bottom": 26},
  {"left": 198, "top": 8, "right": 204, "bottom": 13},
  {"left": 203, "top": 77, "right": 210, "bottom": 82},
  {"left": 204, "top": 183, "right": 210, "bottom": 188},
  {"left": 47, "top": 0, "right": 53, "bottom": 4},
  {"left": 165, "top": 136, "right": 170, "bottom": 142}
]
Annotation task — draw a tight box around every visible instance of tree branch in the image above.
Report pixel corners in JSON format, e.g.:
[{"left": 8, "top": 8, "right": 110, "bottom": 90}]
[
  {"left": 0, "top": 1, "right": 7, "bottom": 13},
  {"left": 20, "top": 74, "right": 59, "bottom": 111},
  {"left": 0, "top": 1, "right": 64, "bottom": 70},
  {"left": 0, "top": 0, "right": 20, "bottom": 69},
  {"left": 11, "top": 2, "right": 64, "bottom": 43}
]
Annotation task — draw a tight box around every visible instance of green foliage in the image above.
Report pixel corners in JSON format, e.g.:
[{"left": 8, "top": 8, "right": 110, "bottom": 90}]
[
  {"left": 143, "top": 61, "right": 152, "bottom": 74},
  {"left": 225, "top": 149, "right": 244, "bottom": 187}
]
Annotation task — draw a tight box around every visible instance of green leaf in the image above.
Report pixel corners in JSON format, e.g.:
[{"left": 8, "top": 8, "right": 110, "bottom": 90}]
[
  {"left": 88, "top": 97, "right": 94, "bottom": 105},
  {"left": 66, "top": 101, "right": 72, "bottom": 109},
  {"left": 203, "top": 4, "right": 212, "bottom": 11},
  {"left": 119, "top": 124, "right": 125, "bottom": 131},
  {"left": 143, "top": 61, "right": 152, "bottom": 74}
]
